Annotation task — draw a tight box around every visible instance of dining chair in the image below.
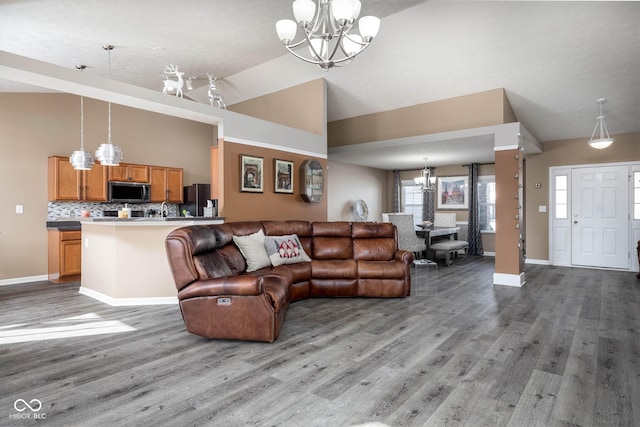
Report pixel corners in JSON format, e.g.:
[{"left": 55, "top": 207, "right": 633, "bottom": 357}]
[{"left": 387, "top": 213, "right": 427, "bottom": 258}]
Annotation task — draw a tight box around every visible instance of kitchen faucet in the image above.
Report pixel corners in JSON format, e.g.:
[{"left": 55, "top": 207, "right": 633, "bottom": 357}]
[{"left": 161, "top": 201, "right": 169, "bottom": 218}]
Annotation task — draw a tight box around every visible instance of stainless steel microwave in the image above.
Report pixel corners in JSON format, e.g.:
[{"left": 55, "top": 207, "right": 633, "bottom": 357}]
[{"left": 108, "top": 182, "right": 150, "bottom": 203}]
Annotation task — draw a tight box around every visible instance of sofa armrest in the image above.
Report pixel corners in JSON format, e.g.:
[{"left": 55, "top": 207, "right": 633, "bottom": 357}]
[
  {"left": 178, "top": 275, "right": 264, "bottom": 300},
  {"left": 395, "top": 250, "right": 415, "bottom": 264}
]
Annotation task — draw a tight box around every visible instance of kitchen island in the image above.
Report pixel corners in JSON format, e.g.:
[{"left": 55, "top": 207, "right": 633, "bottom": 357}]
[{"left": 79, "top": 218, "right": 223, "bottom": 305}]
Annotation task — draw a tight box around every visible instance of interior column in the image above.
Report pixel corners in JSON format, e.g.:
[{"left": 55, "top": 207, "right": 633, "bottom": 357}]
[{"left": 494, "top": 143, "right": 526, "bottom": 287}]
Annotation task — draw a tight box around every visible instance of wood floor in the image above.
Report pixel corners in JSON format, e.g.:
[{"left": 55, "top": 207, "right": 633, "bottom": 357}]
[{"left": 1, "top": 257, "right": 639, "bottom": 426}]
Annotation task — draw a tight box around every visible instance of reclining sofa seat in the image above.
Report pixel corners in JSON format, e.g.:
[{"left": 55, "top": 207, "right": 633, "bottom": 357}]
[{"left": 165, "top": 221, "right": 413, "bottom": 342}]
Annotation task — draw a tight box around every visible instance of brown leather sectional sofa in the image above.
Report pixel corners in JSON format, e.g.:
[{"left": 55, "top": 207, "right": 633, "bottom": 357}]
[{"left": 165, "top": 221, "right": 414, "bottom": 342}]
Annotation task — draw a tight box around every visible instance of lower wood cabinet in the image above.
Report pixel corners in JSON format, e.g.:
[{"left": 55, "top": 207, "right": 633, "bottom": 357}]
[{"left": 48, "top": 229, "right": 82, "bottom": 283}]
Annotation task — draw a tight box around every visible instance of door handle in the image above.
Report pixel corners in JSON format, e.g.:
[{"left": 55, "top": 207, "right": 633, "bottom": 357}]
[{"left": 573, "top": 220, "right": 578, "bottom": 224}]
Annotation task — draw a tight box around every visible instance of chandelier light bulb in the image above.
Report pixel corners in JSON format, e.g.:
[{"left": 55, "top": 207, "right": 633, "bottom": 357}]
[
  {"left": 359, "top": 15, "right": 380, "bottom": 41},
  {"left": 293, "top": 0, "right": 316, "bottom": 24},
  {"left": 276, "top": 19, "right": 297, "bottom": 44},
  {"left": 342, "top": 34, "right": 363, "bottom": 56},
  {"left": 332, "top": 0, "right": 356, "bottom": 23}
]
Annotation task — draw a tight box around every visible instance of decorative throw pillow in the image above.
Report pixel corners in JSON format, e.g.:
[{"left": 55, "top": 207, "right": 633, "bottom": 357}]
[
  {"left": 232, "top": 229, "right": 271, "bottom": 272},
  {"left": 264, "top": 234, "right": 312, "bottom": 267}
]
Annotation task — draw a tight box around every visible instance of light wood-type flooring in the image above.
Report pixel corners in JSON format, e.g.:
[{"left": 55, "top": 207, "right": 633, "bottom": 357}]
[{"left": 1, "top": 257, "right": 639, "bottom": 426}]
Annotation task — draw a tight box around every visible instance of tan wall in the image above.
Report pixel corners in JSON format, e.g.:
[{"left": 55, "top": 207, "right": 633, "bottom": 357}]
[
  {"left": 327, "top": 161, "right": 388, "bottom": 222},
  {"left": 0, "top": 93, "right": 215, "bottom": 281},
  {"left": 328, "top": 88, "right": 515, "bottom": 147},
  {"left": 228, "top": 79, "right": 326, "bottom": 136},
  {"left": 219, "top": 141, "right": 328, "bottom": 222},
  {"left": 525, "top": 132, "right": 640, "bottom": 261}
]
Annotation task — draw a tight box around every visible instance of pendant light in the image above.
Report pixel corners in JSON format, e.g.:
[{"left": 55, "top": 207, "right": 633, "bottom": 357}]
[
  {"left": 69, "top": 65, "right": 95, "bottom": 170},
  {"left": 587, "top": 98, "right": 615, "bottom": 150},
  {"left": 95, "top": 45, "right": 123, "bottom": 165}
]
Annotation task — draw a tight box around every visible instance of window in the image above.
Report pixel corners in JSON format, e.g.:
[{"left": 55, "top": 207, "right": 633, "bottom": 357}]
[
  {"left": 634, "top": 171, "right": 640, "bottom": 220},
  {"left": 555, "top": 175, "right": 568, "bottom": 219},
  {"left": 477, "top": 176, "right": 496, "bottom": 231},
  {"left": 401, "top": 180, "right": 423, "bottom": 226}
]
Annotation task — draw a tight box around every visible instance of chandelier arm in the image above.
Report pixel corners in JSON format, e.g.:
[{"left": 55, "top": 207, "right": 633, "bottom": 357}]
[
  {"left": 601, "top": 119, "right": 611, "bottom": 140},
  {"left": 301, "top": 27, "right": 325, "bottom": 62},
  {"left": 589, "top": 119, "right": 601, "bottom": 141},
  {"left": 329, "top": 42, "right": 372, "bottom": 65},
  {"left": 327, "top": 26, "right": 348, "bottom": 62},
  {"left": 283, "top": 45, "right": 327, "bottom": 65}
]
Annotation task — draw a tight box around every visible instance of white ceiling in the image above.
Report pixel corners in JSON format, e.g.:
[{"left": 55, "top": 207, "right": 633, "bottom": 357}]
[{"left": 1, "top": 1, "right": 638, "bottom": 170}]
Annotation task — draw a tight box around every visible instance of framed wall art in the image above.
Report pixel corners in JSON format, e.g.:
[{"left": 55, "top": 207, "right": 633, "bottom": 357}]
[
  {"left": 241, "top": 155, "right": 263, "bottom": 193},
  {"left": 437, "top": 175, "right": 468, "bottom": 210},
  {"left": 274, "top": 159, "right": 294, "bottom": 193}
]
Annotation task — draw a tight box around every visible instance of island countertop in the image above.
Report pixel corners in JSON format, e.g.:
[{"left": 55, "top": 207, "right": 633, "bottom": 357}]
[{"left": 46, "top": 217, "right": 224, "bottom": 229}]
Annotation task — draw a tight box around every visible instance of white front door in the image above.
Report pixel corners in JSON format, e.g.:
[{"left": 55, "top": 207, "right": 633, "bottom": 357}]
[{"left": 571, "top": 165, "right": 629, "bottom": 269}]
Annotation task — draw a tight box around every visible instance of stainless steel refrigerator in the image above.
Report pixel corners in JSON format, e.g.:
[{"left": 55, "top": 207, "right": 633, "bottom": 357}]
[{"left": 180, "top": 183, "right": 213, "bottom": 217}]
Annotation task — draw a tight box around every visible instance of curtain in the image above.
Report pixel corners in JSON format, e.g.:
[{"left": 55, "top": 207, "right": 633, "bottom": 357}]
[
  {"left": 423, "top": 187, "right": 435, "bottom": 222},
  {"left": 393, "top": 170, "right": 400, "bottom": 213},
  {"left": 468, "top": 163, "right": 483, "bottom": 255}
]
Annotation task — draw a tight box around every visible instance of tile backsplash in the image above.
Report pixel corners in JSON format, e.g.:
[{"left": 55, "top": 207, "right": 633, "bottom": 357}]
[{"left": 47, "top": 201, "right": 178, "bottom": 220}]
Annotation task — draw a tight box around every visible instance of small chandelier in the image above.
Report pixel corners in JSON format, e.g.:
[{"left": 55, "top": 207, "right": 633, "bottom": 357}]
[
  {"left": 414, "top": 158, "right": 436, "bottom": 192},
  {"left": 95, "top": 45, "right": 123, "bottom": 165},
  {"left": 588, "top": 98, "right": 615, "bottom": 150},
  {"left": 69, "top": 94, "right": 95, "bottom": 170},
  {"left": 276, "top": 0, "right": 380, "bottom": 70}
]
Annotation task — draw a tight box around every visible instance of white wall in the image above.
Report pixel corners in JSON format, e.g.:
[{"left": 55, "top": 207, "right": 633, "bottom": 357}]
[{"left": 327, "top": 161, "right": 387, "bottom": 222}]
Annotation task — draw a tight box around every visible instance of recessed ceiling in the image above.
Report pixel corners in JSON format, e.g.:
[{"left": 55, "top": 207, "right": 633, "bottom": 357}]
[{"left": 1, "top": 1, "right": 638, "bottom": 171}]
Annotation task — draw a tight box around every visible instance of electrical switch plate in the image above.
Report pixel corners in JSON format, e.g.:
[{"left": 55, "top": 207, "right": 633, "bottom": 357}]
[
  {"left": 16, "top": 205, "right": 23, "bottom": 214},
  {"left": 539, "top": 205, "right": 547, "bottom": 212}
]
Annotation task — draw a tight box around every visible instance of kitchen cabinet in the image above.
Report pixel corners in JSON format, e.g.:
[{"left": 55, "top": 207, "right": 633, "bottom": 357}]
[
  {"left": 48, "top": 229, "right": 81, "bottom": 283},
  {"left": 48, "top": 156, "right": 108, "bottom": 201},
  {"left": 108, "top": 163, "right": 149, "bottom": 183},
  {"left": 149, "top": 166, "right": 183, "bottom": 203}
]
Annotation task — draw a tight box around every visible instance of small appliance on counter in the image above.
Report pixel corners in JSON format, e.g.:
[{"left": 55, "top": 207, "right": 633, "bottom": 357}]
[
  {"left": 180, "top": 184, "right": 216, "bottom": 217},
  {"left": 103, "top": 209, "right": 145, "bottom": 218}
]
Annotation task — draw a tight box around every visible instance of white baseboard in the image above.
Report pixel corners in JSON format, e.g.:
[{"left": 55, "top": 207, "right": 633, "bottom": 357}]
[
  {"left": 482, "top": 252, "right": 495, "bottom": 257},
  {"left": 79, "top": 287, "right": 178, "bottom": 306},
  {"left": 0, "top": 275, "right": 48, "bottom": 286},
  {"left": 525, "top": 258, "right": 550, "bottom": 265},
  {"left": 493, "top": 272, "right": 526, "bottom": 287}
]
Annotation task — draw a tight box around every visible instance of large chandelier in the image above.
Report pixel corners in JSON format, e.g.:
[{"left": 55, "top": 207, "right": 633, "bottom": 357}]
[
  {"left": 276, "top": 0, "right": 380, "bottom": 70},
  {"left": 587, "top": 98, "right": 615, "bottom": 150},
  {"left": 414, "top": 158, "right": 436, "bottom": 192}
]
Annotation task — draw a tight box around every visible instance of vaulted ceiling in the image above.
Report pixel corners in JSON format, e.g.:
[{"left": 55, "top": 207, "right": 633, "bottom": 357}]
[{"left": 1, "top": 1, "right": 638, "bottom": 169}]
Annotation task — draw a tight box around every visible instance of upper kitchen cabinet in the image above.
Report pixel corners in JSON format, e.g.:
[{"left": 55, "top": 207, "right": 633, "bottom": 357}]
[
  {"left": 108, "top": 163, "right": 149, "bottom": 183},
  {"left": 48, "top": 156, "right": 108, "bottom": 201},
  {"left": 149, "top": 166, "right": 183, "bottom": 203}
]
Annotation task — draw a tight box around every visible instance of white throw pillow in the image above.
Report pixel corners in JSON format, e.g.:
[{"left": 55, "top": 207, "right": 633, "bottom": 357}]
[
  {"left": 232, "top": 229, "right": 271, "bottom": 272},
  {"left": 264, "top": 234, "right": 312, "bottom": 267}
]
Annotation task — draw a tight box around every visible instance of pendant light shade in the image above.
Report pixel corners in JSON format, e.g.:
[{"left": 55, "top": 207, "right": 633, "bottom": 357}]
[
  {"left": 588, "top": 98, "right": 615, "bottom": 150},
  {"left": 69, "top": 95, "right": 95, "bottom": 170}
]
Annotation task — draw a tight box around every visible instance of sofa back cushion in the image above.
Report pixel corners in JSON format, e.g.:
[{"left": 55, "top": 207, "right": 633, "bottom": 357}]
[
  {"left": 311, "top": 222, "right": 353, "bottom": 259},
  {"left": 352, "top": 222, "right": 398, "bottom": 261}
]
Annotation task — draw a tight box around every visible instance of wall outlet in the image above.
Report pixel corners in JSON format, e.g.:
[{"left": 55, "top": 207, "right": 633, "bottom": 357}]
[
  {"left": 539, "top": 205, "right": 547, "bottom": 213},
  {"left": 16, "top": 205, "right": 23, "bottom": 214}
]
